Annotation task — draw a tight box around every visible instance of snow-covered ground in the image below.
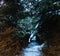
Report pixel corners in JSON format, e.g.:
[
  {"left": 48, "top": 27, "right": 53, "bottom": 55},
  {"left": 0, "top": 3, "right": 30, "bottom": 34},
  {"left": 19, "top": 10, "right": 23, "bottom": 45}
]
[{"left": 22, "top": 42, "right": 45, "bottom": 56}]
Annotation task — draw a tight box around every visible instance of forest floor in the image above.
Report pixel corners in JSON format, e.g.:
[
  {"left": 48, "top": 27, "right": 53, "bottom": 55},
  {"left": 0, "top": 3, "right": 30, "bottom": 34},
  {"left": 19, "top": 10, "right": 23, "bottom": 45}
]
[{"left": 43, "top": 40, "right": 60, "bottom": 56}]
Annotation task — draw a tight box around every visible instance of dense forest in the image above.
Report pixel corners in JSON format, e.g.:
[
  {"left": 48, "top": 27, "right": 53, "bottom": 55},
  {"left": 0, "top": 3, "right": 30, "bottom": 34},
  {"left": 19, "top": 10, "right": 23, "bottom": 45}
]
[{"left": 0, "top": 0, "right": 60, "bottom": 56}]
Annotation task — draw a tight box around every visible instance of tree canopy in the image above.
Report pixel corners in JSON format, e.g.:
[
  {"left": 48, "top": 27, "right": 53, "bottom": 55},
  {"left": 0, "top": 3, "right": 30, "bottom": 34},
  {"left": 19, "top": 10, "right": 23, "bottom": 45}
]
[{"left": 0, "top": 0, "right": 60, "bottom": 44}]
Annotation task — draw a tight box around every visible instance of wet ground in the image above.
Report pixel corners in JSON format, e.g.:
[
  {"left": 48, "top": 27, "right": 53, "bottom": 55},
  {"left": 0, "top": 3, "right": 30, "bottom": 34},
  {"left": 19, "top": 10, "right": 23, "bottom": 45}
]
[{"left": 17, "top": 41, "right": 45, "bottom": 56}]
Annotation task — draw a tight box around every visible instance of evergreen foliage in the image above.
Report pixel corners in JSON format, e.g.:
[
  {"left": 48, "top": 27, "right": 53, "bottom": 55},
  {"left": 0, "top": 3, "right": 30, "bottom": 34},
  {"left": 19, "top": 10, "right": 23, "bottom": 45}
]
[{"left": 0, "top": 0, "right": 60, "bottom": 45}]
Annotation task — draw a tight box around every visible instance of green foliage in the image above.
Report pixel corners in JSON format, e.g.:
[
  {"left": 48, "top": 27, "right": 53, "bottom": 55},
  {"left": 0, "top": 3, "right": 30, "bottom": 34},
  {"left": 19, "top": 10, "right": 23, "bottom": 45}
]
[
  {"left": 37, "top": 0, "right": 60, "bottom": 44},
  {"left": 0, "top": 0, "right": 60, "bottom": 43}
]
